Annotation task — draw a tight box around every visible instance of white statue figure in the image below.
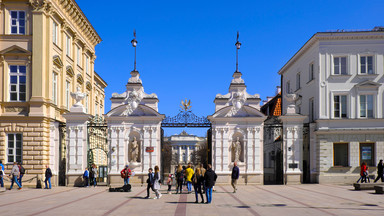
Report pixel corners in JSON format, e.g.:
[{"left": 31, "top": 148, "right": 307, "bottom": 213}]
[
  {"left": 232, "top": 137, "right": 241, "bottom": 162},
  {"left": 226, "top": 90, "right": 246, "bottom": 117},
  {"left": 122, "top": 90, "right": 143, "bottom": 116},
  {"left": 130, "top": 137, "right": 139, "bottom": 162},
  {"left": 70, "top": 87, "right": 87, "bottom": 107}
]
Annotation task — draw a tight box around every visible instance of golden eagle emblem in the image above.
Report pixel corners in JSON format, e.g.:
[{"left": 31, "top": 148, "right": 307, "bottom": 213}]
[{"left": 180, "top": 99, "right": 192, "bottom": 111}]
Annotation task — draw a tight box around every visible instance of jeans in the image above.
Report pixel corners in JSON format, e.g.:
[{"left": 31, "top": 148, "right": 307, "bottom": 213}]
[
  {"left": 194, "top": 184, "right": 204, "bottom": 202},
  {"left": 45, "top": 177, "right": 51, "bottom": 189},
  {"left": 10, "top": 175, "right": 22, "bottom": 189},
  {"left": 0, "top": 176, "right": 3, "bottom": 187},
  {"left": 187, "top": 181, "right": 192, "bottom": 192},
  {"left": 124, "top": 178, "right": 130, "bottom": 185},
  {"left": 84, "top": 177, "right": 89, "bottom": 187},
  {"left": 18, "top": 174, "right": 23, "bottom": 186},
  {"left": 205, "top": 187, "right": 212, "bottom": 203}
]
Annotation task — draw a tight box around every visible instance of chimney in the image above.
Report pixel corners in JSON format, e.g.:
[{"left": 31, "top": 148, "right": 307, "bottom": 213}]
[{"left": 276, "top": 86, "right": 281, "bottom": 94}]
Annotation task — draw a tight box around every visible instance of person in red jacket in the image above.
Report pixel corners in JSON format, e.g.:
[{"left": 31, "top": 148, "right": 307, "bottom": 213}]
[
  {"left": 357, "top": 162, "right": 369, "bottom": 183},
  {"left": 121, "top": 165, "right": 132, "bottom": 185}
]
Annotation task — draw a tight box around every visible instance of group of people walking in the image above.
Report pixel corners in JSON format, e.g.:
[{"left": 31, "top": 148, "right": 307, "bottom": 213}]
[
  {"left": 357, "top": 160, "right": 384, "bottom": 183},
  {"left": 0, "top": 160, "right": 52, "bottom": 190},
  {"left": 145, "top": 162, "right": 240, "bottom": 204}
]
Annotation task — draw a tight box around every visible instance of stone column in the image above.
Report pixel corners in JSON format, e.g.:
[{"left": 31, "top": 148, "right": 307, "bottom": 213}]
[
  {"left": 178, "top": 146, "right": 182, "bottom": 163},
  {"left": 186, "top": 145, "right": 190, "bottom": 163},
  {"left": 214, "top": 128, "right": 222, "bottom": 172},
  {"left": 279, "top": 117, "right": 306, "bottom": 185},
  {"left": 222, "top": 128, "right": 229, "bottom": 171},
  {"left": 63, "top": 112, "right": 90, "bottom": 187},
  {"left": 150, "top": 127, "right": 158, "bottom": 167},
  {"left": 143, "top": 127, "right": 151, "bottom": 171}
]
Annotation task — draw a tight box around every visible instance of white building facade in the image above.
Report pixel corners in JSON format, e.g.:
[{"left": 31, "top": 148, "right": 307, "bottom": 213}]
[{"left": 279, "top": 29, "right": 384, "bottom": 183}]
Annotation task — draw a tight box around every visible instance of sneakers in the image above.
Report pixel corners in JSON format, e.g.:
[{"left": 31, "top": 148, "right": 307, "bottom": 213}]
[
  {"left": 159, "top": 194, "right": 162, "bottom": 199},
  {"left": 18, "top": 188, "right": 22, "bottom": 190},
  {"left": 153, "top": 197, "right": 158, "bottom": 199}
]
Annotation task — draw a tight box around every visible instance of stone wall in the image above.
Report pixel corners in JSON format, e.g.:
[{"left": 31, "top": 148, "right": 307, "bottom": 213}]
[{"left": 0, "top": 119, "right": 55, "bottom": 187}]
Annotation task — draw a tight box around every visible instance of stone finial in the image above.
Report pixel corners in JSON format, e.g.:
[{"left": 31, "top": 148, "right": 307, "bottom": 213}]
[
  {"left": 70, "top": 87, "right": 87, "bottom": 113},
  {"left": 284, "top": 93, "right": 297, "bottom": 114}
]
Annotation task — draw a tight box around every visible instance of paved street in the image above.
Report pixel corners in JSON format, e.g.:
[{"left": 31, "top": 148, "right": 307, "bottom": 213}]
[{"left": 1, "top": 184, "right": 384, "bottom": 216}]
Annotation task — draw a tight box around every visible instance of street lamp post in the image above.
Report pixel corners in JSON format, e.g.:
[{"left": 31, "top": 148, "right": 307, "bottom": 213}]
[
  {"left": 131, "top": 30, "right": 137, "bottom": 71},
  {"left": 235, "top": 31, "right": 241, "bottom": 72}
]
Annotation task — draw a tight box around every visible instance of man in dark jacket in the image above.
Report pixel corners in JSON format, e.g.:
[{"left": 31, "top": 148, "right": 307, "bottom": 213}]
[
  {"left": 374, "top": 160, "right": 384, "bottom": 183},
  {"left": 44, "top": 165, "right": 52, "bottom": 189},
  {"left": 231, "top": 161, "right": 240, "bottom": 193},
  {"left": 204, "top": 164, "right": 217, "bottom": 204},
  {"left": 145, "top": 168, "right": 155, "bottom": 198}
]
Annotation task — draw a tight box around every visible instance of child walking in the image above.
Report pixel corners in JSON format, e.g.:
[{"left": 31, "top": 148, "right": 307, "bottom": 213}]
[{"left": 167, "top": 174, "right": 173, "bottom": 194}]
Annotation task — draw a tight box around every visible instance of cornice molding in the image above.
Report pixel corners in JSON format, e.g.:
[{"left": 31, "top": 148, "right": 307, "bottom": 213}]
[{"left": 278, "top": 32, "right": 384, "bottom": 75}]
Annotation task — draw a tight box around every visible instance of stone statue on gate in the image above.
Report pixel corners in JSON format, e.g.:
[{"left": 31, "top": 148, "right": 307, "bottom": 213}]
[
  {"left": 232, "top": 137, "right": 241, "bottom": 162},
  {"left": 130, "top": 137, "right": 139, "bottom": 162}
]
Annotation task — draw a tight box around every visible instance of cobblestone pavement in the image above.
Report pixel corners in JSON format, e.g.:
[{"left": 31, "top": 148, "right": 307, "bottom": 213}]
[{"left": 1, "top": 184, "right": 384, "bottom": 216}]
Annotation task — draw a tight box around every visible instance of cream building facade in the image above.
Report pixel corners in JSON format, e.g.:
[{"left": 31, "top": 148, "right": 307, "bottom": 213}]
[
  {"left": 279, "top": 28, "right": 384, "bottom": 183},
  {"left": 0, "top": 0, "right": 106, "bottom": 186}
]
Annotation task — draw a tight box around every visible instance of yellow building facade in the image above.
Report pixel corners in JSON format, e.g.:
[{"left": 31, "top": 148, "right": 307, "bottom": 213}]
[{"left": 0, "top": 0, "right": 106, "bottom": 186}]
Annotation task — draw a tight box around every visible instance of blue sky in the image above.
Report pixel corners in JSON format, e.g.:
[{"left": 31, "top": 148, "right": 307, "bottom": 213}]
[{"left": 77, "top": 0, "right": 383, "bottom": 136}]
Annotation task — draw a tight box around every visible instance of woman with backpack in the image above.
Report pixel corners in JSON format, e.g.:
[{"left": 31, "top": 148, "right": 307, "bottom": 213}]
[
  {"left": 192, "top": 167, "right": 204, "bottom": 203},
  {"left": 175, "top": 164, "right": 184, "bottom": 194},
  {"left": 153, "top": 165, "right": 162, "bottom": 199}
]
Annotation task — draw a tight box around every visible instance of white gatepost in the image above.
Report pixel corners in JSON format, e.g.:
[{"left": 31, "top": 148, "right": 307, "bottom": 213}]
[
  {"left": 63, "top": 88, "right": 91, "bottom": 186},
  {"left": 280, "top": 93, "right": 306, "bottom": 184}
]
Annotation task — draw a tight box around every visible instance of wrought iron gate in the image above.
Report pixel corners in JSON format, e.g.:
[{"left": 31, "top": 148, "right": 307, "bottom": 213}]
[{"left": 87, "top": 116, "right": 109, "bottom": 183}]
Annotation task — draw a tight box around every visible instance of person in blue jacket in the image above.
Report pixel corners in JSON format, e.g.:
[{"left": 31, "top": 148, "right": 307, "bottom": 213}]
[{"left": 83, "top": 167, "right": 89, "bottom": 187}]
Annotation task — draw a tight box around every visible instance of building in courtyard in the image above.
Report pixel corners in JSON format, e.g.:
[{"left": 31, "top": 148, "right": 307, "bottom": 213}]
[
  {"left": 0, "top": 0, "right": 107, "bottom": 186},
  {"left": 261, "top": 87, "right": 283, "bottom": 184},
  {"left": 279, "top": 27, "right": 384, "bottom": 183},
  {"left": 162, "top": 131, "right": 207, "bottom": 174}
]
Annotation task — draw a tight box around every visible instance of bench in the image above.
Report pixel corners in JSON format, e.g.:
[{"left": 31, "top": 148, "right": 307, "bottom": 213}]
[
  {"left": 374, "top": 186, "right": 384, "bottom": 194},
  {"left": 353, "top": 183, "right": 384, "bottom": 190}
]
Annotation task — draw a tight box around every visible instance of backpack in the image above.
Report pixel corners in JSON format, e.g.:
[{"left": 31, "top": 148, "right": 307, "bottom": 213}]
[{"left": 20, "top": 166, "right": 25, "bottom": 175}]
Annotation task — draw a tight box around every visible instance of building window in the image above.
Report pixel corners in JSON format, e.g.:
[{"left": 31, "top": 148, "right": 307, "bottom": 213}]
[
  {"left": 360, "top": 143, "right": 374, "bottom": 166},
  {"left": 309, "top": 98, "right": 314, "bottom": 122},
  {"left": 360, "top": 56, "right": 374, "bottom": 74},
  {"left": 333, "top": 143, "right": 348, "bottom": 167},
  {"left": 52, "top": 21, "right": 58, "bottom": 45},
  {"left": 333, "top": 57, "right": 347, "bottom": 75},
  {"left": 66, "top": 81, "right": 70, "bottom": 109},
  {"left": 10, "top": 11, "right": 25, "bottom": 34},
  {"left": 52, "top": 72, "right": 58, "bottom": 105},
  {"left": 296, "top": 73, "right": 301, "bottom": 90},
  {"left": 76, "top": 46, "right": 81, "bottom": 66},
  {"left": 286, "top": 81, "right": 290, "bottom": 94},
  {"left": 334, "top": 95, "right": 347, "bottom": 118},
  {"left": 95, "top": 103, "right": 98, "bottom": 116},
  {"left": 359, "top": 95, "right": 373, "bottom": 118},
  {"left": 309, "top": 63, "right": 314, "bottom": 81},
  {"left": 7, "top": 134, "right": 22, "bottom": 163},
  {"left": 9, "top": 65, "right": 26, "bottom": 102},
  {"left": 85, "top": 55, "right": 89, "bottom": 74},
  {"left": 66, "top": 35, "right": 71, "bottom": 57}
]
